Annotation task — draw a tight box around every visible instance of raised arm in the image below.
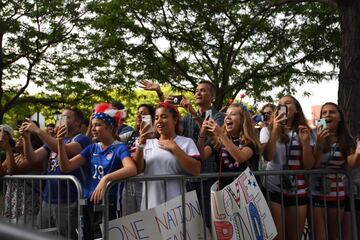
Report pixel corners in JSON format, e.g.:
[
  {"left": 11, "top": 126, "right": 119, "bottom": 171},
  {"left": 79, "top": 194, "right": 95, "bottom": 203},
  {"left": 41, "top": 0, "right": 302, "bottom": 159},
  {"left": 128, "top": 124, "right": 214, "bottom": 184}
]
[
  {"left": 22, "top": 121, "right": 83, "bottom": 157},
  {"left": 263, "top": 114, "right": 283, "bottom": 161},
  {"left": 297, "top": 125, "right": 315, "bottom": 169},
  {"left": 0, "top": 139, "right": 16, "bottom": 174},
  {"left": 313, "top": 127, "right": 330, "bottom": 168},
  {"left": 197, "top": 120, "right": 213, "bottom": 160},
  {"left": 347, "top": 140, "right": 360, "bottom": 170},
  {"left": 132, "top": 123, "right": 154, "bottom": 174},
  {"left": 180, "top": 97, "right": 203, "bottom": 129},
  {"left": 57, "top": 126, "right": 86, "bottom": 173},
  {"left": 206, "top": 119, "right": 254, "bottom": 164},
  {"left": 21, "top": 125, "right": 48, "bottom": 163},
  {"left": 139, "top": 80, "right": 165, "bottom": 102}
]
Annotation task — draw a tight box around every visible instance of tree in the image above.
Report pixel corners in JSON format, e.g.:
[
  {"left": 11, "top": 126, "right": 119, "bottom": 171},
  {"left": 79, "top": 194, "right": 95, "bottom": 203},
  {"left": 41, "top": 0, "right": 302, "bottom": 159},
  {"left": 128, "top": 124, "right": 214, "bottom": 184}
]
[
  {"left": 0, "top": 0, "right": 97, "bottom": 123},
  {"left": 86, "top": 0, "right": 338, "bottom": 109},
  {"left": 273, "top": 0, "right": 359, "bottom": 132},
  {"left": 336, "top": 0, "right": 360, "bottom": 132}
]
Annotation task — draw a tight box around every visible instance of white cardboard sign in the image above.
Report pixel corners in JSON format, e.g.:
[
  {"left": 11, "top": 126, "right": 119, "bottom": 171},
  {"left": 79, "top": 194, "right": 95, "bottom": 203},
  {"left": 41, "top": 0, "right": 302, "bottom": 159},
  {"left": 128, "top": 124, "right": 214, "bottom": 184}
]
[{"left": 211, "top": 168, "right": 277, "bottom": 240}]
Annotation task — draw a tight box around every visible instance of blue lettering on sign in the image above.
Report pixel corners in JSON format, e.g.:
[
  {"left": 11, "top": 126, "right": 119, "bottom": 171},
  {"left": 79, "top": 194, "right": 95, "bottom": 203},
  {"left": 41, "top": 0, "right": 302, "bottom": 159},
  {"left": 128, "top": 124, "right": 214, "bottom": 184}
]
[{"left": 249, "top": 202, "right": 264, "bottom": 240}]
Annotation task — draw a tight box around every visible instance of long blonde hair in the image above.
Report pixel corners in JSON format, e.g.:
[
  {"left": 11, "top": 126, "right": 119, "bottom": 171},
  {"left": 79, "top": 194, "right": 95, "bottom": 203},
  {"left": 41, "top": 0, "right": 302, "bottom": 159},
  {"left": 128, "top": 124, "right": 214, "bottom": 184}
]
[{"left": 213, "top": 104, "right": 261, "bottom": 154}]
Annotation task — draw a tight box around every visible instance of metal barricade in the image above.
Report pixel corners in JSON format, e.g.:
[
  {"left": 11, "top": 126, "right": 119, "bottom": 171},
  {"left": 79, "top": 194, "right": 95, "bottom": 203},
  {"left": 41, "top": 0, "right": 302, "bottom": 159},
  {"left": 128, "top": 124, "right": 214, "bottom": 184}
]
[
  {"left": 0, "top": 175, "right": 85, "bottom": 240},
  {"left": 101, "top": 169, "right": 358, "bottom": 240}
]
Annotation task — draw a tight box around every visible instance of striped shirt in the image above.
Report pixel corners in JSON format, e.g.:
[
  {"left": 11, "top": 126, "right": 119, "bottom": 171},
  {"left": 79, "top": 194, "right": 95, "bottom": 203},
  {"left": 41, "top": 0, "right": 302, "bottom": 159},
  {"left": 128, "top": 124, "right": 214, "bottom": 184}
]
[
  {"left": 283, "top": 133, "right": 307, "bottom": 197},
  {"left": 311, "top": 143, "right": 346, "bottom": 201}
]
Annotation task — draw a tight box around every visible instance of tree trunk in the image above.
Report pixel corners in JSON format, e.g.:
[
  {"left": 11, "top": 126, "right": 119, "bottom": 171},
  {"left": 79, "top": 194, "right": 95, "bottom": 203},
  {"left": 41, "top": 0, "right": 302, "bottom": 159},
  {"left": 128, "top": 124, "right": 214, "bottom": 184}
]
[{"left": 338, "top": 0, "right": 360, "bottom": 134}]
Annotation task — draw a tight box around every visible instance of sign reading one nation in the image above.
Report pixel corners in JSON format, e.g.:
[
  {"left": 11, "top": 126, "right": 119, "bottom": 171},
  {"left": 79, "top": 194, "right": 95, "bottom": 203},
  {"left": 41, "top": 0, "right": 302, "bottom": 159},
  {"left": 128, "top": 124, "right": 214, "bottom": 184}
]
[{"left": 105, "top": 190, "right": 209, "bottom": 240}]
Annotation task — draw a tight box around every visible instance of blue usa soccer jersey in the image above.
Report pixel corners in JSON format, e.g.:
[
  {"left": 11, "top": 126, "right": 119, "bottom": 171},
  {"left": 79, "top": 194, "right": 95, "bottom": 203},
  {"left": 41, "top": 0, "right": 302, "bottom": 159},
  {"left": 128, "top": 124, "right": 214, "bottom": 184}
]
[{"left": 80, "top": 141, "right": 130, "bottom": 202}]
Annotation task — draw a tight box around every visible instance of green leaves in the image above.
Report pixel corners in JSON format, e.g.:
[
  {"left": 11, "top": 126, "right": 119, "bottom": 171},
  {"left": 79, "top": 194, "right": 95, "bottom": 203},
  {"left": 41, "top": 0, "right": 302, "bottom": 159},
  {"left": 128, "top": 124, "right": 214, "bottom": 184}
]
[
  {"left": 86, "top": 0, "right": 339, "bottom": 108},
  {"left": 1, "top": 0, "right": 340, "bottom": 124}
]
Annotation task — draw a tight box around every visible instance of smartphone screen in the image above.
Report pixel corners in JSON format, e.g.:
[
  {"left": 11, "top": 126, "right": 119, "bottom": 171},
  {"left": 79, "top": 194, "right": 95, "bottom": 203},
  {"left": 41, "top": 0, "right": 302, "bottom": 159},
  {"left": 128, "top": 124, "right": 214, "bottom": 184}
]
[
  {"left": 316, "top": 118, "right": 327, "bottom": 130},
  {"left": 58, "top": 115, "right": 68, "bottom": 128},
  {"left": 142, "top": 115, "right": 154, "bottom": 134},
  {"left": 169, "top": 95, "right": 183, "bottom": 105},
  {"left": 277, "top": 105, "right": 287, "bottom": 125},
  {"left": 205, "top": 109, "right": 212, "bottom": 121}
]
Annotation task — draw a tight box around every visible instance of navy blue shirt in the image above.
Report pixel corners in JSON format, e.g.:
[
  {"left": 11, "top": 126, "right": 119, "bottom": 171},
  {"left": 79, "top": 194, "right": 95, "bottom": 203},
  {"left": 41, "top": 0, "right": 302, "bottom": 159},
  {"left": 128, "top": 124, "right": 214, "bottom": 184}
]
[
  {"left": 80, "top": 142, "right": 130, "bottom": 202},
  {"left": 43, "top": 134, "right": 91, "bottom": 203}
]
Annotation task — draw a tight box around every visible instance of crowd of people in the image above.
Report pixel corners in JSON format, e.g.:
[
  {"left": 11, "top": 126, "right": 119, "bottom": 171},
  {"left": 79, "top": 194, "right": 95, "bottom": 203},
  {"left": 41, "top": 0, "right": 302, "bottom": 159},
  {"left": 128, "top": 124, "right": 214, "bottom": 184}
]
[{"left": 0, "top": 80, "right": 360, "bottom": 240}]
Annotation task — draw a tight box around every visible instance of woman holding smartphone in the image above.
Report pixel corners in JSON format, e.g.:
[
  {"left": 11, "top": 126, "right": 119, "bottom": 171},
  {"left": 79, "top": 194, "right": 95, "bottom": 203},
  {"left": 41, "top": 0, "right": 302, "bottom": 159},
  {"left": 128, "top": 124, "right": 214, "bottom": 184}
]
[
  {"left": 122, "top": 103, "right": 155, "bottom": 215},
  {"left": 0, "top": 123, "right": 43, "bottom": 224},
  {"left": 133, "top": 102, "right": 200, "bottom": 210},
  {"left": 57, "top": 103, "right": 137, "bottom": 239},
  {"left": 260, "top": 95, "right": 315, "bottom": 240},
  {"left": 197, "top": 103, "right": 261, "bottom": 189},
  {"left": 311, "top": 102, "right": 360, "bottom": 240}
]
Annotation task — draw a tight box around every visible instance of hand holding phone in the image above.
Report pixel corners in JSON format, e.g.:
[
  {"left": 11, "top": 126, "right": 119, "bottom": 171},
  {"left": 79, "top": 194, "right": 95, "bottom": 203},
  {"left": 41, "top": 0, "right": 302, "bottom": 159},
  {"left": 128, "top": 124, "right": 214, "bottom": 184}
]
[
  {"left": 58, "top": 115, "right": 68, "bottom": 128},
  {"left": 141, "top": 115, "right": 154, "bottom": 134},
  {"left": 168, "top": 95, "right": 183, "bottom": 105},
  {"left": 205, "top": 109, "right": 213, "bottom": 121},
  {"left": 277, "top": 105, "right": 287, "bottom": 125},
  {"left": 316, "top": 118, "right": 327, "bottom": 130}
]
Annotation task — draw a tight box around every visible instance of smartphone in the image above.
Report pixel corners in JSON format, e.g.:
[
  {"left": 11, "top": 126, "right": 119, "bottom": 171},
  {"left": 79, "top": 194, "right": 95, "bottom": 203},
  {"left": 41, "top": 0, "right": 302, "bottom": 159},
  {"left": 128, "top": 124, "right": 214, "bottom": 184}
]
[
  {"left": 169, "top": 95, "right": 183, "bottom": 105},
  {"left": 316, "top": 118, "right": 327, "bottom": 130},
  {"left": 205, "top": 109, "right": 213, "bottom": 121},
  {"left": 142, "top": 115, "right": 154, "bottom": 134},
  {"left": 58, "top": 115, "right": 68, "bottom": 128},
  {"left": 277, "top": 105, "right": 287, "bottom": 125}
]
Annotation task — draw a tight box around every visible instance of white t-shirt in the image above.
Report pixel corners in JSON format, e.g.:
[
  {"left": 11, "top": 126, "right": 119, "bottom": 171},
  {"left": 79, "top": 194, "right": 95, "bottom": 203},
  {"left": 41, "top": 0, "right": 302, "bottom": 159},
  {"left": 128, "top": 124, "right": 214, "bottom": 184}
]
[
  {"left": 260, "top": 127, "right": 315, "bottom": 193},
  {"left": 141, "top": 135, "right": 200, "bottom": 210}
]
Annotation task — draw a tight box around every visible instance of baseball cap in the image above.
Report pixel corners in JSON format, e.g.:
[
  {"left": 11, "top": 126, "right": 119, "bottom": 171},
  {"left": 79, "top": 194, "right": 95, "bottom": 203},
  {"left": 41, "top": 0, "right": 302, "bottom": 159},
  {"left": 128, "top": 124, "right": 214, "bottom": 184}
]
[{"left": 0, "top": 124, "right": 14, "bottom": 139}]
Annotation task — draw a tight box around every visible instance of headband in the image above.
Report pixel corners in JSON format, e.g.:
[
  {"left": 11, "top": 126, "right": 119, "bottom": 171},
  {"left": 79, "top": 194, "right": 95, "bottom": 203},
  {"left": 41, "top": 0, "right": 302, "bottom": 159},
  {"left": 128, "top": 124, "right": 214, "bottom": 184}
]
[
  {"left": 159, "top": 101, "right": 180, "bottom": 119},
  {"left": 94, "top": 103, "right": 123, "bottom": 127}
]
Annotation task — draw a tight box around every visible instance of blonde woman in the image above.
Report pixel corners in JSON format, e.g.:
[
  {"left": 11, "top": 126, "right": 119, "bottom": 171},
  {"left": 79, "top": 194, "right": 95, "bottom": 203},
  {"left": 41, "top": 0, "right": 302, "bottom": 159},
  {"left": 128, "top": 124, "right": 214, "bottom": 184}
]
[{"left": 197, "top": 103, "right": 261, "bottom": 189}]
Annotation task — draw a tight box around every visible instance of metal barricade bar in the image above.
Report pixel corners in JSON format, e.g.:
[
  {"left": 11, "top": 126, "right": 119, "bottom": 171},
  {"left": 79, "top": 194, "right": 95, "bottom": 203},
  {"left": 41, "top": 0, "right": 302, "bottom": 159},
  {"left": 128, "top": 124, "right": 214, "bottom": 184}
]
[
  {"left": 102, "top": 169, "right": 358, "bottom": 240},
  {"left": 0, "top": 175, "right": 85, "bottom": 240}
]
